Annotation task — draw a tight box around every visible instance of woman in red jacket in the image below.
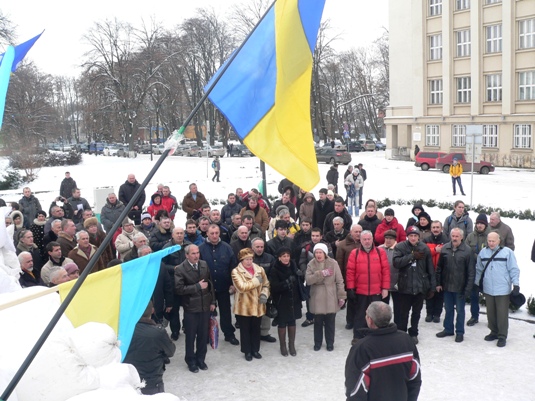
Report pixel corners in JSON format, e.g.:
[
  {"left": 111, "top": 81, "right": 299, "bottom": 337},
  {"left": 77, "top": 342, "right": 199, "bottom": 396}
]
[{"left": 147, "top": 194, "right": 166, "bottom": 218}]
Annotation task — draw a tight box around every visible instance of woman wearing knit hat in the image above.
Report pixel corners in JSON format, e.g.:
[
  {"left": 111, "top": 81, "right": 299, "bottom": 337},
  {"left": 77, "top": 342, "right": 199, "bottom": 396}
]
[
  {"left": 231, "top": 248, "right": 270, "bottom": 361},
  {"left": 305, "top": 243, "right": 346, "bottom": 351}
]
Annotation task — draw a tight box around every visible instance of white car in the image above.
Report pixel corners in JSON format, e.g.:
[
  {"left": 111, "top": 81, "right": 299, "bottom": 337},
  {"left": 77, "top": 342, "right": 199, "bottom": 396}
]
[{"left": 197, "top": 146, "right": 225, "bottom": 157}]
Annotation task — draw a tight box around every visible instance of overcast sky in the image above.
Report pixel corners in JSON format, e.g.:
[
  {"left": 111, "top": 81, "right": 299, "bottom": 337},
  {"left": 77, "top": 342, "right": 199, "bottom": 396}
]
[{"left": 1, "top": 0, "right": 388, "bottom": 77}]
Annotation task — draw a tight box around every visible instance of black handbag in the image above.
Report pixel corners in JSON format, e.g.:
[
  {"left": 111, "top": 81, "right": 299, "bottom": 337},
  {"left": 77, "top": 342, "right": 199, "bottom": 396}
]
[{"left": 266, "top": 298, "right": 278, "bottom": 319}]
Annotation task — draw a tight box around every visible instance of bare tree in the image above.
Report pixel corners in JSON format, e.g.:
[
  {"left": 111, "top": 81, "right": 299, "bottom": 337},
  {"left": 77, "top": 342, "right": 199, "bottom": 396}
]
[
  {"left": 82, "top": 18, "right": 166, "bottom": 149},
  {"left": 2, "top": 63, "right": 58, "bottom": 148},
  {"left": 0, "top": 10, "right": 16, "bottom": 44}
]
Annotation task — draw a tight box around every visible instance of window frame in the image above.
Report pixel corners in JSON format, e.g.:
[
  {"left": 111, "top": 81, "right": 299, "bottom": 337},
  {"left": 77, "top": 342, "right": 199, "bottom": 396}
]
[
  {"left": 452, "top": 125, "right": 467, "bottom": 147},
  {"left": 425, "top": 125, "right": 440, "bottom": 147},
  {"left": 513, "top": 124, "right": 532, "bottom": 149},
  {"left": 456, "top": 77, "right": 471, "bottom": 103},
  {"left": 519, "top": 18, "right": 535, "bottom": 49},
  {"left": 456, "top": 29, "right": 471, "bottom": 57},
  {"left": 519, "top": 71, "right": 535, "bottom": 101},
  {"left": 485, "top": 74, "right": 502, "bottom": 102},
  {"left": 482, "top": 124, "right": 498, "bottom": 148},
  {"left": 429, "top": 79, "right": 443, "bottom": 105},
  {"left": 429, "top": 34, "right": 443, "bottom": 60},
  {"left": 455, "top": 0, "right": 470, "bottom": 11},
  {"left": 486, "top": 24, "right": 503, "bottom": 53},
  {"left": 429, "top": 0, "right": 443, "bottom": 16}
]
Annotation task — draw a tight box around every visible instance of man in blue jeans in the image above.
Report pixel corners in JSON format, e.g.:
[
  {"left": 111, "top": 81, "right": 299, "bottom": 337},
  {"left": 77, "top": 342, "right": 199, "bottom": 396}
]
[{"left": 435, "top": 228, "right": 475, "bottom": 343}]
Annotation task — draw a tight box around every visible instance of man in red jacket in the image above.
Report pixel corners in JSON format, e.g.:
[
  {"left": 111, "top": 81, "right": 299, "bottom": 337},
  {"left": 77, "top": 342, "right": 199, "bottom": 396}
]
[{"left": 346, "top": 230, "right": 390, "bottom": 343}]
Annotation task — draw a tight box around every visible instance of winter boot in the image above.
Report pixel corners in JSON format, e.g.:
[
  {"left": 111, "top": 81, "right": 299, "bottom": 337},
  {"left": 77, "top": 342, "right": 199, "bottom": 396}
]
[
  {"left": 278, "top": 327, "right": 288, "bottom": 357},
  {"left": 288, "top": 325, "right": 297, "bottom": 356}
]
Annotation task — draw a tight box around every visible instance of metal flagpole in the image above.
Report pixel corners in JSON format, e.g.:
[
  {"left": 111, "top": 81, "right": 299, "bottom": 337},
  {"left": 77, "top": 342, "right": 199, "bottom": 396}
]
[{"left": 0, "top": 1, "right": 277, "bottom": 399}]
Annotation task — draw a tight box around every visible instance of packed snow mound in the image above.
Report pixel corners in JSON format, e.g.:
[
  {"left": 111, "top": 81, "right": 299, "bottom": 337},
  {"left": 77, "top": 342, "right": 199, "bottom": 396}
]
[
  {"left": 96, "top": 363, "right": 141, "bottom": 390},
  {"left": 17, "top": 335, "right": 100, "bottom": 401},
  {"left": 70, "top": 322, "right": 122, "bottom": 367}
]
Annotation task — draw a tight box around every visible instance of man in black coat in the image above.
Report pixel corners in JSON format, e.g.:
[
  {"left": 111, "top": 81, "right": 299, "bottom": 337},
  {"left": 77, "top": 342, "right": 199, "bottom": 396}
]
[
  {"left": 323, "top": 197, "right": 353, "bottom": 234},
  {"left": 59, "top": 172, "right": 77, "bottom": 200},
  {"left": 119, "top": 174, "right": 146, "bottom": 225},
  {"left": 230, "top": 226, "right": 252, "bottom": 260},
  {"left": 358, "top": 204, "right": 382, "bottom": 239},
  {"left": 123, "top": 301, "right": 176, "bottom": 394},
  {"left": 435, "top": 228, "right": 475, "bottom": 343},
  {"left": 326, "top": 164, "right": 339, "bottom": 193},
  {"left": 175, "top": 244, "right": 216, "bottom": 373},
  {"left": 150, "top": 217, "right": 173, "bottom": 251},
  {"left": 266, "top": 220, "right": 294, "bottom": 257},
  {"left": 221, "top": 193, "right": 242, "bottom": 225},
  {"left": 345, "top": 301, "right": 421, "bottom": 401},
  {"left": 312, "top": 188, "right": 334, "bottom": 231},
  {"left": 393, "top": 226, "right": 436, "bottom": 345}
]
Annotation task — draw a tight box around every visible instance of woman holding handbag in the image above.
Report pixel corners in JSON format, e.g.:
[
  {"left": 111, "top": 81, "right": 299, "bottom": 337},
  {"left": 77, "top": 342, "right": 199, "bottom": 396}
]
[
  {"left": 231, "top": 248, "right": 270, "bottom": 361},
  {"left": 269, "top": 247, "right": 303, "bottom": 357},
  {"left": 306, "top": 243, "right": 346, "bottom": 351}
]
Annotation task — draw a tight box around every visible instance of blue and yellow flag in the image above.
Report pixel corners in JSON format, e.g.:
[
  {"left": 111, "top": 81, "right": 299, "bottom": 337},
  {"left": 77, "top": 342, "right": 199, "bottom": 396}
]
[
  {"left": 206, "top": 0, "right": 325, "bottom": 191},
  {"left": 0, "top": 31, "right": 43, "bottom": 130},
  {"left": 58, "top": 246, "right": 179, "bottom": 359}
]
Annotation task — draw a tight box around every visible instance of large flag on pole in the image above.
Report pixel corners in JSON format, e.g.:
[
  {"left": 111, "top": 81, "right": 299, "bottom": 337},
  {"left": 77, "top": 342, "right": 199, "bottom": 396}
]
[
  {"left": 206, "top": 0, "right": 325, "bottom": 191},
  {"left": 57, "top": 246, "right": 179, "bottom": 359},
  {"left": 0, "top": 31, "right": 43, "bottom": 130}
]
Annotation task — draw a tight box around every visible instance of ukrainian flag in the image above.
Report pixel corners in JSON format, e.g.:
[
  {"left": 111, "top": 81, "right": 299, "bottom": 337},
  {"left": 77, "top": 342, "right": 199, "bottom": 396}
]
[
  {"left": 206, "top": 0, "right": 325, "bottom": 191},
  {"left": 58, "top": 246, "right": 179, "bottom": 359},
  {"left": 0, "top": 31, "right": 43, "bottom": 130}
]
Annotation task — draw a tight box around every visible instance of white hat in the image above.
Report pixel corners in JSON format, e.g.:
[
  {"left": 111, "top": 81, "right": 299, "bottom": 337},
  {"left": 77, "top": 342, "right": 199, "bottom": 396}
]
[
  {"left": 327, "top": 190, "right": 334, "bottom": 196},
  {"left": 313, "top": 243, "right": 328, "bottom": 255}
]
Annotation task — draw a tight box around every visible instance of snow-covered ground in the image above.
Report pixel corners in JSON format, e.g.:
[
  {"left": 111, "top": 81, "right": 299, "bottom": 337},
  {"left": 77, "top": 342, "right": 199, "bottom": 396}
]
[{"left": 1, "top": 150, "right": 535, "bottom": 400}]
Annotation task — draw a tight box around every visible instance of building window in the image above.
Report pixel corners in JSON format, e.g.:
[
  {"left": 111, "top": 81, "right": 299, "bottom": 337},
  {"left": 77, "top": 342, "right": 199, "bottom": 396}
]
[
  {"left": 429, "top": 79, "right": 443, "bottom": 104},
  {"left": 519, "top": 19, "right": 535, "bottom": 49},
  {"left": 429, "top": 0, "right": 442, "bottom": 16},
  {"left": 456, "top": 0, "right": 470, "bottom": 10},
  {"left": 452, "top": 125, "right": 467, "bottom": 147},
  {"left": 482, "top": 125, "right": 498, "bottom": 148},
  {"left": 485, "top": 74, "right": 502, "bottom": 102},
  {"left": 485, "top": 0, "right": 501, "bottom": 4},
  {"left": 456, "top": 30, "right": 471, "bottom": 57},
  {"left": 429, "top": 34, "right": 442, "bottom": 60},
  {"left": 456, "top": 77, "right": 471, "bottom": 103},
  {"left": 426, "top": 125, "right": 440, "bottom": 146},
  {"left": 519, "top": 71, "right": 535, "bottom": 100},
  {"left": 486, "top": 25, "right": 502, "bottom": 53},
  {"left": 514, "top": 124, "right": 532, "bottom": 149}
]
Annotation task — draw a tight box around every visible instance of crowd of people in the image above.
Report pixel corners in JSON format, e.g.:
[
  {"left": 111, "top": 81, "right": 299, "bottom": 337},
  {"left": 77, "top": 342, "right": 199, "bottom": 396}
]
[{"left": 0, "top": 164, "right": 525, "bottom": 399}]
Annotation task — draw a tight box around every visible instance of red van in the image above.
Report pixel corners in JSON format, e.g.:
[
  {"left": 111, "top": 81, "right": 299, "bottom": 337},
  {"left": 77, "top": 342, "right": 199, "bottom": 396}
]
[{"left": 415, "top": 151, "right": 447, "bottom": 170}]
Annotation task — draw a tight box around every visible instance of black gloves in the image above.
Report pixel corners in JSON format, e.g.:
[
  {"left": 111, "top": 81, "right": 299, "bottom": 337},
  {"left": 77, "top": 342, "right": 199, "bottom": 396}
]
[
  {"left": 347, "top": 289, "right": 356, "bottom": 301},
  {"left": 426, "top": 290, "right": 435, "bottom": 300},
  {"left": 513, "top": 285, "right": 520, "bottom": 296},
  {"left": 413, "top": 251, "right": 425, "bottom": 260}
]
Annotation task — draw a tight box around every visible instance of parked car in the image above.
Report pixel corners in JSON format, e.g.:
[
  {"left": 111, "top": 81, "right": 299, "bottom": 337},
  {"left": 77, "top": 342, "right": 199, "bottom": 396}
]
[
  {"left": 347, "top": 141, "right": 364, "bottom": 152},
  {"left": 173, "top": 144, "right": 193, "bottom": 156},
  {"left": 359, "top": 139, "right": 376, "bottom": 151},
  {"left": 186, "top": 145, "right": 201, "bottom": 157},
  {"left": 436, "top": 153, "right": 495, "bottom": 174},
  {"left": 414, "top": 151, "right": 447, "bottom": 171},
  {"left": 198, "top": 145, "right": 226, "bottom": 157},
  {"left": 321, "top": 140, "right": 346, "bottom": 150},
  {"left": 375, "top": 141, "right": 386, "bottom": 151},
  {"left": 315, "top": 147, "right": 352, "bottom": 165},
  {"left": 229, "top": 144, "right": 253, "bottom": 157}
]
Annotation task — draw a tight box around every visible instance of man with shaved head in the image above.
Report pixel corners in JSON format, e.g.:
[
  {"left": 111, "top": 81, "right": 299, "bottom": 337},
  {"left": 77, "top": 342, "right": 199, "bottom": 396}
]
[{"left": 119, "top": 174, "right": 146, "bottom": 225}]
